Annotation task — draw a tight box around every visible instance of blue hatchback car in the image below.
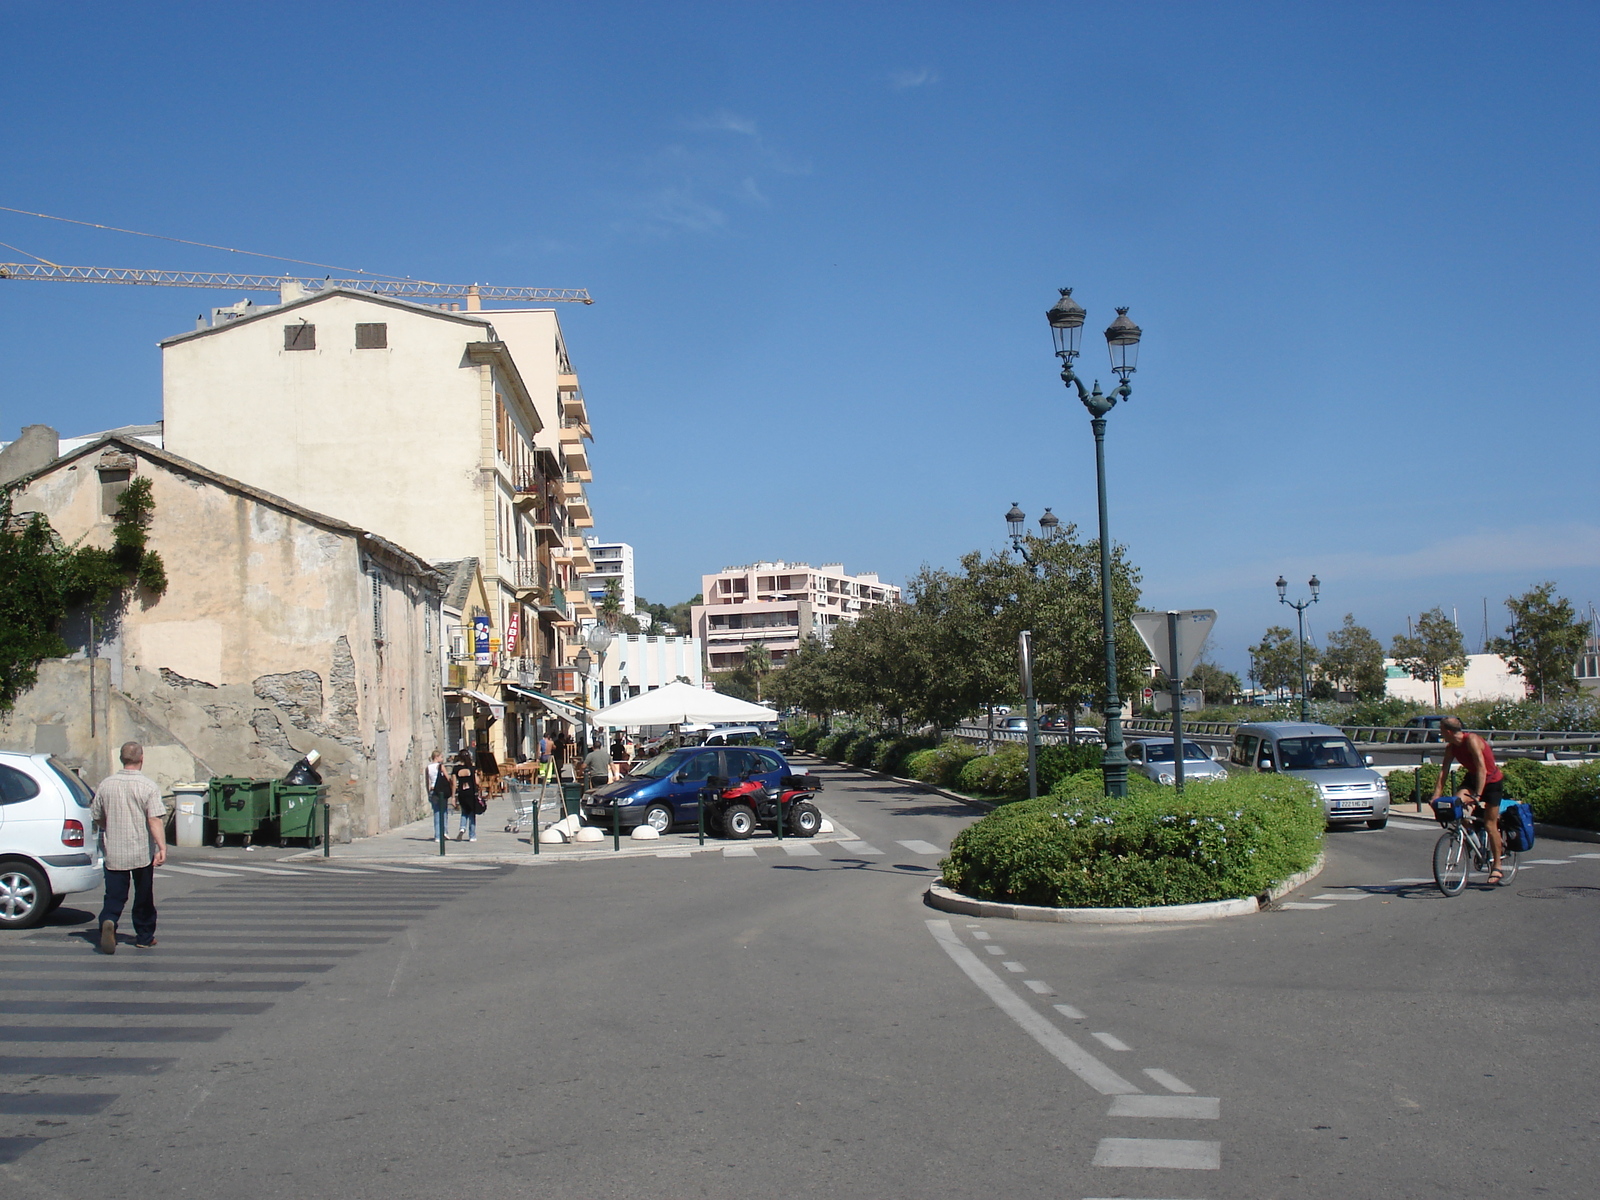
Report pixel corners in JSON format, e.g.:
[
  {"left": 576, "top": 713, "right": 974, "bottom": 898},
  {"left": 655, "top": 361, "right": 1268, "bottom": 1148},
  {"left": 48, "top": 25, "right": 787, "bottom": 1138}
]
[{"left": 580, "top": 745, "right": 792, "bottom": 834}]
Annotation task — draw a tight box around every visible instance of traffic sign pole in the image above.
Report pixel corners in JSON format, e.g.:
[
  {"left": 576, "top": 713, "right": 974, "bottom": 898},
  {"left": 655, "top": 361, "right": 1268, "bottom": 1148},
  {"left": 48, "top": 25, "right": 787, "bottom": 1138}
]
[{"left": 1168, "top": 610, "right": 1185, "bottom": 792}]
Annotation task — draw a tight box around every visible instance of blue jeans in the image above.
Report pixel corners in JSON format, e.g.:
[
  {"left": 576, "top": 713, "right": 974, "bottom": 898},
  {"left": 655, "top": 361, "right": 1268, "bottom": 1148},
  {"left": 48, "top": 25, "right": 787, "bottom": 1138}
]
[
  {"left": 99, "top": 864, "right": 157, "bottom": 944},
  {"left": 457, "top": 811, "right": 477, "bottom": 837},
  {"left": 431, "top": 805, "right": 450, "bottom": 840}
]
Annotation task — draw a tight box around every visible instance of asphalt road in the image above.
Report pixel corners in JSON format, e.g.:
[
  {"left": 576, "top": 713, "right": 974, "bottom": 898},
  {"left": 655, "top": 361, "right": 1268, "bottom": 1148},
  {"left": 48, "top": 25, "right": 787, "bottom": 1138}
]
[{"left": 3, "top": 760, "right": 1597, "bottom": 1199}]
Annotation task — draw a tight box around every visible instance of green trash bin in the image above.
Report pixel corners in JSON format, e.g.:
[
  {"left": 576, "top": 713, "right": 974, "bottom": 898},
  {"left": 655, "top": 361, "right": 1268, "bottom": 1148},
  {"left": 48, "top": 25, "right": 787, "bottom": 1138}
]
[
  {"left": 562, "top": 781, "right": 584, "bottom": 818},
  {"left": 209, "top": 777, "right": 273, "bottom": 848},
  {"left": 272, "top": 782, "right": 328, "bottom": 848}
]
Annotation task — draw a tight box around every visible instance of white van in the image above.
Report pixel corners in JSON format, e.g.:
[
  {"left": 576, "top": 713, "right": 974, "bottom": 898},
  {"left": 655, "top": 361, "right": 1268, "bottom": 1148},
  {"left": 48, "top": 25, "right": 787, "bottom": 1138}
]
[{"left": 0, "top": 752, "right": 105, "bottom": 929}]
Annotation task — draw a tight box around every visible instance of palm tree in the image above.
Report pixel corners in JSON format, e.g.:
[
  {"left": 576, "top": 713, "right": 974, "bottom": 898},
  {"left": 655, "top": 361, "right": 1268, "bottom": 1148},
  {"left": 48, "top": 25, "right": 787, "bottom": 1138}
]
[{"left": 744, "top": 640, "right": 772, "bottom": 702}]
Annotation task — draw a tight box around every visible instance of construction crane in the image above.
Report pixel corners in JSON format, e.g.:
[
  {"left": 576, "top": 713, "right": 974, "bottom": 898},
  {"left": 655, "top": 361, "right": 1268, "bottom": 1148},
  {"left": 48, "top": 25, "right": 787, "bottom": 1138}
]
[{"left": 0, "top": 261, "right": 592, "bottom": 305}]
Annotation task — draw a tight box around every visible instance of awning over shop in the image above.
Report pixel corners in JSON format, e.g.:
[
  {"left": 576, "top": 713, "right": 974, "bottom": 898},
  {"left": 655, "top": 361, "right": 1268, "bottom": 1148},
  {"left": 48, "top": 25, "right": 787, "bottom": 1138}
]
[
  {"left": 504, "top": 684, "right": 587, "bottom": 725},
  {"left": 445, "top": 688, "right": 505, "bottom": 721},
  {"left": 591, "top": 680, "right": 777, "bottom": 728}
]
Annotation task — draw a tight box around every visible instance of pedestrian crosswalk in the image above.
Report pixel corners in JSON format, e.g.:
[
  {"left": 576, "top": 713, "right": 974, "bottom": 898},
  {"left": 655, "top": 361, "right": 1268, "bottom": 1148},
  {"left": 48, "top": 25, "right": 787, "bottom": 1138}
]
[
  {"left": 712, "top": 838, "right": 943, "bottom": 860},
  {"left": 0, "top": 865, "right": 507, "bottom": 1167}
]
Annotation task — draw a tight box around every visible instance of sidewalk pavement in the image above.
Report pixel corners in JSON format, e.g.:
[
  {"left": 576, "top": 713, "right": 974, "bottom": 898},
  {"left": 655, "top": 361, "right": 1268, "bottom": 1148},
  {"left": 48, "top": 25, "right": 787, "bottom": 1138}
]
[{"left": 283, "top": 785, "right": 853, "bottom": 865}]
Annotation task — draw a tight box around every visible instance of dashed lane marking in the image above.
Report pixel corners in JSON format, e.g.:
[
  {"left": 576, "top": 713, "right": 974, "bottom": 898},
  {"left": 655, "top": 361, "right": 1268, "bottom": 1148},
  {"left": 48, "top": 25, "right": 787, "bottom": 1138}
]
[
  {"left": 1279, "top": 901, "right": 1333, "bottom": 910},
  {"left": 985, "top": 946, "right": 1005, "bottom": 955},
  {"left": 723, "top": 846, "right": 758, "bottom": 858},
  {"left": 1573, "top": 853, "right": 1600, "bottom": 859},
  {"left": 1143, "top": 1068, "right": 1196, "bottom": 1093},
  {"left": 157, "top": 866, "right": 237, "bottom": 878},
  {"left": 1054, "top": 1004, "right": 1087, "bottom": 1020},
  {"left": 1003, "top": 961, "right": 1026, "bottom": 973},
  {"left": 352, "top": 865, "right": 437, "bottom": 874},
  {"left": 1109, "top": 1095, "right": 1220, "bottom": 1119},
  {"left": 781, "top": 842, "right": 822, "bottom": 857},
  {"left": 655, "top": 850, "right": 692, "bottom": 858},
  {"left": 839, "top": 840, "right": 883, "bottom": 856},
  {"left": 1526, "top": 859, "right": 1574, "bottom": 865},
  {"left": 925, "top": 920, "right": 1139, "bottom": 1096},
  {"left": 1387, "top": 877, "right": 1433, "bottom": 884},
  {"left": 185, "top": 863, "right": 305, "bottom": 877},
  {"left": 1309, "top": 892, "right": 1373, "bottom": 900},
  {"left": 1023, "top": 981, "right": 1056, "bottom": 995},
  {"left": 1092, "top": 1137, "right": 1221, "bottom": 1169},
  {"left": 971, "top": 931, "right": 992, "bottom": 940},
  {"left": 1091, "top": 1032, "right": 1132, "bottom": 1051},
  {"left": 897, "top": 840, "right": 943, "bottom": 855}
]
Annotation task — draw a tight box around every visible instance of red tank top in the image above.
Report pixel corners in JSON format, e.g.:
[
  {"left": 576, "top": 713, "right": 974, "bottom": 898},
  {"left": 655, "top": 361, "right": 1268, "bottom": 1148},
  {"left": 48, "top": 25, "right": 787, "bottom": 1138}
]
[{"left": 1447, "top": 733, "right": 1502, "bottom": 784}]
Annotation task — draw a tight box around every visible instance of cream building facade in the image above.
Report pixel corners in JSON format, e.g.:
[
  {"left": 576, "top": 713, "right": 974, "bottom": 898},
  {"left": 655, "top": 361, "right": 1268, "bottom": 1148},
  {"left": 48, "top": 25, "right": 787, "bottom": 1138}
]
[
  {"left": 691, "top": 561, "right": 900, "bottom": 671},
  {"left": 159, "top": 287, "right": 598, "bottom": 759},
  {"left": 1, "top": 436, "right": 445, "bottom": 838}
]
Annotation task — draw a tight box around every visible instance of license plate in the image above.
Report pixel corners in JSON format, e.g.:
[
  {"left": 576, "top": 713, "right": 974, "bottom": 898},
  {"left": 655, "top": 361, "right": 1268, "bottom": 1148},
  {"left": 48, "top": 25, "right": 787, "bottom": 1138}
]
[{"left": 1332, "top": 799, "right": 1365, "bottom": 810}]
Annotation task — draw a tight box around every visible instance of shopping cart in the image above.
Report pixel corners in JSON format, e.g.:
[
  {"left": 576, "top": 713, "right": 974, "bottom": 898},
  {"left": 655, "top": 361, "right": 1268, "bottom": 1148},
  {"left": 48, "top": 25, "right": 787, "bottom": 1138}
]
[{"left": 504, "top": 777, "right": 562, "bottom": 834}]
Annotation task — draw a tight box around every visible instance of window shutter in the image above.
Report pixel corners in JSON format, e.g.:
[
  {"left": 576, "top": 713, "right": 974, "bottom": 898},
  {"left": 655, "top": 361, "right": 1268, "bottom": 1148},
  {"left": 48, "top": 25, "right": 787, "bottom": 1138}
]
[
  {"left": 355, "top": 323, "right": 388, "bottom": 349},
  {"left": 284, "top": 323, "right": 316, "bottom": 350}
]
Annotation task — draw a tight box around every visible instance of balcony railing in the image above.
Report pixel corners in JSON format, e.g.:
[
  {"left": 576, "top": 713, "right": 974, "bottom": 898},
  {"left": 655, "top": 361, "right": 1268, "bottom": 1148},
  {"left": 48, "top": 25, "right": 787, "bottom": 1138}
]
[{"left": 515, "top": 560, "right": 549, "bottom": 594}]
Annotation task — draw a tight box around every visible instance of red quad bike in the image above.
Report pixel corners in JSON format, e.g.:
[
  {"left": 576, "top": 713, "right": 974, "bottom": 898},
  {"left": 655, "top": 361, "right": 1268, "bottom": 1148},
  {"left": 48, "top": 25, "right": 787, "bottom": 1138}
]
[{"left": 702, "top": 773, "right": 825, "bottom": 840}]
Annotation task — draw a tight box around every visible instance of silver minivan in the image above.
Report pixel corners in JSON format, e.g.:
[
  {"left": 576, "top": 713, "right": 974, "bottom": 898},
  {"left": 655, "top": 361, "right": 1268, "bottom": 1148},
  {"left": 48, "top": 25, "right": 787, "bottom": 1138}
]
[{"left": 1230, "top": 722, "right": 1390, "bottom": 829}]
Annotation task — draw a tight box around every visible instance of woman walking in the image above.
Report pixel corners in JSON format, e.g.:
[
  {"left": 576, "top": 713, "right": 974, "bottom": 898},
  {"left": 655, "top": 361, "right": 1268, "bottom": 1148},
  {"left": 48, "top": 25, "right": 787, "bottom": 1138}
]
[
  {"left": 425, "top": 750, "right": 453, "bottom": 842},
  {"left": 452, "top": 750, "right": 483, "bottom": 841}
]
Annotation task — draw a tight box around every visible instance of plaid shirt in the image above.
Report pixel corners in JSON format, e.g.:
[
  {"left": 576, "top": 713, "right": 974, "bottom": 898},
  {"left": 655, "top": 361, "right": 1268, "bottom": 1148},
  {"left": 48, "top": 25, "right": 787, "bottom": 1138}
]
[{"left": 90, "top": 769, "right": 165, "bottom": 870}]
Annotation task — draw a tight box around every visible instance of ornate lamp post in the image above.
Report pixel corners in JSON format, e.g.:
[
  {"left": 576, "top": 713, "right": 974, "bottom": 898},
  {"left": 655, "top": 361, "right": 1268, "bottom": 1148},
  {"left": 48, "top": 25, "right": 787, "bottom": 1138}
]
[
  {"left": 574, "top": 647, "right": 593, "bottom": 753},
  {"left": 1047, "top": 287, "right": 1141, "bottom": 797},
  {"left": 1002, "top": 504, "right": 1065, "bottom": 798},
  {"left": 1276, "top": 574, "right": 1320, "bottom": 721}
]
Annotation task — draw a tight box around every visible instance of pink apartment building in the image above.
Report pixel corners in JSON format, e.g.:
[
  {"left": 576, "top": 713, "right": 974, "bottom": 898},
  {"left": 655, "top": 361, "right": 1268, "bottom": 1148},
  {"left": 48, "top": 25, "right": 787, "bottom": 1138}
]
[{"left": 691, "top": 561, "right": 900, "bottom": 672}]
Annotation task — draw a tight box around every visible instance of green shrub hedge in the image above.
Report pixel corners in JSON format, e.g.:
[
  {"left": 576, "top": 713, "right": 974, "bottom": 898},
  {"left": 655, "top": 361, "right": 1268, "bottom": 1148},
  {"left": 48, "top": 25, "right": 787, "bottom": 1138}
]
[
  {"left": 814, "top": 731, "right": 852, "bottom": 760},
  {"left": 941, "top": 774, "right": 1324, "bottom": 908},
  {"left": 847, "top": 735, "right": 881, "bottom": 768},
  {"left": 793, "top": 725, "right": 824, "bottom": 752},
  {"left": 874, "top": 737, "right": 937, "bottom": 776},
  {"left": 1038, "top": 743, "right": 1104, "bottom": 793},
  {"left": 956, "top": 746, "right": 1030, "bottom": 797},
  {"left": 909, "top": 740, "right": 983, "bottom": 788},
  {"left": 1386, "top": 759, "right": 1600, "bottom": 831}
]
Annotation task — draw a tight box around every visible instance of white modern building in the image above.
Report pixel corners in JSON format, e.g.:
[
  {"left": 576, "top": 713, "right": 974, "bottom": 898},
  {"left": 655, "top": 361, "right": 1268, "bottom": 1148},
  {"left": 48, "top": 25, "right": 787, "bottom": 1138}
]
[
  {"left": 599, "top": 634, "right": 704, "bottom": 707},
  {"left": 582, "top": 539, "right": 635, "bottom": 614},
  {"left": 691, "top": 561, "right": 900, "bottom": 671},
  {"left": 1383, "top": 653, "right": 1524, "bottom": 706}
]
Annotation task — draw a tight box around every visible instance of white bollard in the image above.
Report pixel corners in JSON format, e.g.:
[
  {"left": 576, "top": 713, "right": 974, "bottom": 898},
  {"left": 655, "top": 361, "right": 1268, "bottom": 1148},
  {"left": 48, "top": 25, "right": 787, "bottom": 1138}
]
[
  {"left": 818, "top": 818, "right": 835, "bottom": 833},
  {"left": 538, "top": 827, "right": 567, "bottom": 844},
  {"left": 573, "top": 826, "right": 605, "bottom": 843},
  {"left": 629, "top": 825, "right": 660, "bottom": 840}
]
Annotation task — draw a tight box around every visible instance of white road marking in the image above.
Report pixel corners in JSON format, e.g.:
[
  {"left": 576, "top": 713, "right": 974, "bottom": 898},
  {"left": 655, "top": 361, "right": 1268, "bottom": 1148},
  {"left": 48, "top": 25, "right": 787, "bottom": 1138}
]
[
  {"left": 294, "top": 866, "right": 375, "bottom": 874},
  {"left": 1003, "top": 961, "right": 1026, "bottom": 973},
  {"left": 840, "top": 840, "right": 883, "bottom": 856},
  {"left": 1109, "top": 1095, "right": 1220, "bottom": 1119},
  {"left": 1526, "top": 859, "right": 1572, "bottom": 865},
  {"left": 158, "top": 865, "right": 237, "bottom": 878},
  {"left": 984, "top": 945, "right": 1005, "bottom": 955},
  {"left": 1092, "top": 1137, "right": 1221, "bottom": 1169},
  {"left": 655, "top": 850, "right": 692, "bottom": 858},
  {"left": 723, "top": 846, "right": 758, "bottom": 858},
  {"left": 1310, "top": 892, "right": 1373, "bottom": 900},
  {"left": 971, "top": 931, "right": 991, "bottom": 940},
  {"left": 193, "top": 863, "right": 306, "bottom": 876},
  {"left": 1279, "top": 901, "right": 1333, "bottom": 910},
  {"left": 1053, "top": 1004, "right": 1087, "bottom": 1020},
  {"left": 781, "top": 842, "right": 822, "bottom": 857},
  {"left": 431, "top": 863, "right": 500, "bottom": 870},
  {"left": 1387, "top": 877, "right": 1433, "bottom": 884},
  {"left": 357, "top": 865, "right": 438, "bottom": 874},
  {"left": 1091, "top": 1032, "right": 1132, "bottom": 1051},
  {"left": 925, "top": 920, "right": 1139, "bottom": 1095},
  {"left": 897, "top": 839, "right": 943, "bottom": 855},
  {"left": 1143, "top": 1068, "right": 1195, "bottom": 1093},
  {"left": 1573, "top": 853, "right": 1600, "bottom": 859},
  {"left": 1023, "top": 980, "right": 1056, "bottom": 995}
]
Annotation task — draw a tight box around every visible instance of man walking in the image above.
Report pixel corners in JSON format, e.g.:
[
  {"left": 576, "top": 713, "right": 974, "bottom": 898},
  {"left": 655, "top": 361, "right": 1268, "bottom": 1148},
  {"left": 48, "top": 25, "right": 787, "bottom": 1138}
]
[
  {"left": 582, "top": 739, "right": 612, "bottom": 794},
  {"left": 90, "top": 741, "right": 166, "bottom": 953}
]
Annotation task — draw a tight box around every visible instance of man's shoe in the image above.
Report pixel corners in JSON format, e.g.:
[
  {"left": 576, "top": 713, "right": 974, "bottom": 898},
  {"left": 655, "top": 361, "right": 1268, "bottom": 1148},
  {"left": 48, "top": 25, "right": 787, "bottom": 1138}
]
[
  {"left": 99, "top": 920, "right": 117, "bottom": 955},
  {"left": 469, "top": 836, "right": 477, "bottom": 842},
  {"left": 455, "top": 830, "right": 465, "bottom": 841},
  {"left": 133, "top": 938, "right": 158, "bottom": 949}
]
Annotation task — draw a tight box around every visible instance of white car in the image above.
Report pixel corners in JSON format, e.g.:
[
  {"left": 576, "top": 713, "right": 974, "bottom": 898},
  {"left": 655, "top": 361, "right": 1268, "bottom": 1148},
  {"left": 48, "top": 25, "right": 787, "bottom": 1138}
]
[{"left": 0, "top": 752, "right": 104, "bottom": 929}]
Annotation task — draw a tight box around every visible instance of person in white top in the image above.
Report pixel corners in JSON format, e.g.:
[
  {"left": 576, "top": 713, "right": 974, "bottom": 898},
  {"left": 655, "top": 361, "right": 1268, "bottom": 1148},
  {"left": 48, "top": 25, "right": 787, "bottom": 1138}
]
[{"left": 90, "top": 741, "right": 167, "bottom": 953}]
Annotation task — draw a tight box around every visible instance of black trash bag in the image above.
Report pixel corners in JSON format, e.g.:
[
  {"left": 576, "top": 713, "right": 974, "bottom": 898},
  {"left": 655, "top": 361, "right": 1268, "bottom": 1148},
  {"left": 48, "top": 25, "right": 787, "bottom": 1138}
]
[{"left": 284, "top": 749, "right": 322, "bottom": 785}]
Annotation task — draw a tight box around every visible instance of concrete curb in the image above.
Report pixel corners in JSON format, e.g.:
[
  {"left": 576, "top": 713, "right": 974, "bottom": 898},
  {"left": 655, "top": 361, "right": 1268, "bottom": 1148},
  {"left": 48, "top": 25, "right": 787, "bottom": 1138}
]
[
  {"left": 282, "top": 830, "right": 856, "bottom": 865},
  {"left": 923, "top": 851, "right": 1327, "bottom": 924},
  {"left": 1384, "top": 806, "right": 1600, "bottom": 844}
]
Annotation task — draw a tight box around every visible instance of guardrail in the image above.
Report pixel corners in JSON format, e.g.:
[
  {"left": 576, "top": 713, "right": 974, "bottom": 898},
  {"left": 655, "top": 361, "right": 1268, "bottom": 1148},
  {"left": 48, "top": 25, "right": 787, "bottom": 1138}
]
[{"left": 1121, "top": 718, "right": 1600, "bottom": 756}]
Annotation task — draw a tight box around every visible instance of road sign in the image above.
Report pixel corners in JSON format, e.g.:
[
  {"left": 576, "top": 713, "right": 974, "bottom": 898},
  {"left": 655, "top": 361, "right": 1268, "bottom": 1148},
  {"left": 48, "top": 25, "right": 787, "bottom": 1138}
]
[
  {"left": 1131, "top": 610, "right": 1217, "bottom": 680},
  {"left": 1142, "top": 688, "right": 1154, "bottom": 701}
]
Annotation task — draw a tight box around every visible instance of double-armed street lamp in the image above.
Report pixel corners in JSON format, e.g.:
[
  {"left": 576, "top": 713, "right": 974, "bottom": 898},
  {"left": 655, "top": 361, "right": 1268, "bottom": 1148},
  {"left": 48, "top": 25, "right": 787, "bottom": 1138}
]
[
  {"left": 1003, "top": 504, "right": 1063, "bottom": 800},
  {"left": 573, "top": 623, "right": 617, "bottom": 754},
  {"left": 1276, "top": 574, "right": 1320, "bottom": 721},
  {"left": 1046, "top": 288, "right": 1142, "bottom": 798}
]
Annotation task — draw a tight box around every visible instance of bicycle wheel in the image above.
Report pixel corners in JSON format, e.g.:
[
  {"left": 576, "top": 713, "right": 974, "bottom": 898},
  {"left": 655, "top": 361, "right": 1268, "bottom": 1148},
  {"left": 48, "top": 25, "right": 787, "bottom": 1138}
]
[
  {"left": 1495, "top": 849, "right": 1519, "bottom": 885},
  {"left": 1433, "top": 829, "right": 1469, "bottom": 896}
]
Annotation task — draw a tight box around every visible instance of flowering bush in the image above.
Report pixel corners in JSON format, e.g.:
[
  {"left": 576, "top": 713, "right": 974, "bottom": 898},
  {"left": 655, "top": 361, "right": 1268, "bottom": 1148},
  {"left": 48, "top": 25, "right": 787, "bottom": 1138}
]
[{"left": 940, "top": 774, "right": 1323, "bottom": 908}]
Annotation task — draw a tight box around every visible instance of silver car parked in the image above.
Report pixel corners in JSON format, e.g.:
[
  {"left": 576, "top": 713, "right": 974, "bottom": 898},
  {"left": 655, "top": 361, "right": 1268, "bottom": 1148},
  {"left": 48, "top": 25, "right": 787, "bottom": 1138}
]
[
  {"left": 1229, "top": 721, "right": 1390, "bottom": 829},
  {"left": 1127, "top": 738, "right": 1228, "bottom": 786}
]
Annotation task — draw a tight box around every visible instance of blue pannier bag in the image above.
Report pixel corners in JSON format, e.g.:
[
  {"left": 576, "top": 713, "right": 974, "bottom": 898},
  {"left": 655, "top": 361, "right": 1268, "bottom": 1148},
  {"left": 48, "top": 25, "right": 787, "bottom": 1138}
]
[{"left": 1499, "top": 801, "right": 1535, "bottom": 852}]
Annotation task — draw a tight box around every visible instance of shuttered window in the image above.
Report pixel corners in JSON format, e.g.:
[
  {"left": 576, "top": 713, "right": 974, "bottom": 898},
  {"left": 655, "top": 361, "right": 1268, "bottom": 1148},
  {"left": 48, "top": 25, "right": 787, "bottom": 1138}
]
[
  {"left": 355, "top": 323, "right": 387, "bottom": 349},
  {"left": 284, "top": 323, "right": 316, "bottom": 350}
]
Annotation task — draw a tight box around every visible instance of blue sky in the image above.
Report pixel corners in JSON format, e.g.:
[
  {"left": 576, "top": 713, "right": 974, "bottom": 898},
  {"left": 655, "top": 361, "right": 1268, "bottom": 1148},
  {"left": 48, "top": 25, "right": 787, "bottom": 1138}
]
[{"left": 3, "top": 2, "right": 1596, "bottom": 676}]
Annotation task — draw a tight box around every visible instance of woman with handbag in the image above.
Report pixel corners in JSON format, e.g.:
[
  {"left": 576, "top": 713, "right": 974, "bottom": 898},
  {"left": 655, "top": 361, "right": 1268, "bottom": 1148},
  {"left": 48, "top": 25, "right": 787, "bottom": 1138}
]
[
  {"left": 425, "top": 750, "right": 453, "bottom": 842},
  {"left": 452, "top": 750, "right": 484, "bottom": 841}
]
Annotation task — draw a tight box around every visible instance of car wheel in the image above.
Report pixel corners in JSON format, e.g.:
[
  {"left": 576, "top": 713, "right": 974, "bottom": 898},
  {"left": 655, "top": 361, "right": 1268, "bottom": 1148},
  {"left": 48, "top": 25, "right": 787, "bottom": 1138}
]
[
  {"left": 46, "top": 894, "right": 67, "bottom": 913},
  {"left": 644, "top": 803, "right": 674, "bottom": 834},
  {"left": 722, "top": 804, "right": 756, "bottom": 840},
  {"left": 1366, "top": 818, "right": 1388, "bottom": 830},
  {"left": 0, "top": 862, "right": 52, "bottom": 930},
  {"left": 788, "top": 802, "right": 821, "bottom": 838}
]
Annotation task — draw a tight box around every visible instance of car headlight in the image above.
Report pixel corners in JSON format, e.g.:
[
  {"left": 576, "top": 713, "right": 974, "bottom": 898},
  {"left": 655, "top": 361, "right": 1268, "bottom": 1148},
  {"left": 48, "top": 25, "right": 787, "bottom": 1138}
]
[
  {"left": 1158, "top": 772, "right": 1174, "bottom": 785},
  {"left": 1214, "top": 768, "right": 1228, "bottom": 781}
]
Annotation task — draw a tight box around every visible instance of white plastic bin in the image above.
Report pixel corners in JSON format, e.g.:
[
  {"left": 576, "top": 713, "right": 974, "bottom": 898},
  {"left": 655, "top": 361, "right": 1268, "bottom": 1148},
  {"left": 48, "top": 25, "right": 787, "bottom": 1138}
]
[{"left": 172, "top": 783, "right": 209, "bottom": 848}]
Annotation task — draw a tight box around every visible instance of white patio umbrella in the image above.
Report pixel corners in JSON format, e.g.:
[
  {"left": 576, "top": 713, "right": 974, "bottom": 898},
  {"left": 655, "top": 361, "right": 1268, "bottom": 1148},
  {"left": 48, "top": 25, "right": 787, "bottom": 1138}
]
[{"left": 591, "top": 680, "right": 777, "bottom": 728}]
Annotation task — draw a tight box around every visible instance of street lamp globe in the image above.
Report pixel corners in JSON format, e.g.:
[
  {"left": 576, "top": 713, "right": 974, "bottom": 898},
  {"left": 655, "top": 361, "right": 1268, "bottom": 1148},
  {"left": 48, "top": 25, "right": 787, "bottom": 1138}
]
[
  {"left": 1105, "top": 308, "right": 1141, "bottom": 380},
  {"left": 1046, "top": 288, "right": 1086, "bottom": 359},
  {"left": 1037, "top": 508, "right": 1060, "bottom": 538},
  {"left": 586, "top": 624, "right": 615, "bottom": 654},
  {"left": 574, "top": 647, "right": 592, "bottom": 676},
  {"left": 1005, "top": 503, "right": 1026, "bottom": 544},
  {"left": 1309, "top": 575, "right": 1321, "bottom": 599},
  {"left": 1275, "top": 575, "right": 1289, "bottom": 601}
]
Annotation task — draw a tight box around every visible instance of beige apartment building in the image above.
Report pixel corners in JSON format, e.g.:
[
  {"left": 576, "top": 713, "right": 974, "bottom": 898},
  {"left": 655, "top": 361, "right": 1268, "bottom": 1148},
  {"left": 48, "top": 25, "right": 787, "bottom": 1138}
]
[
  {"left": 160, "top": 286, "right": 598, "bottom": 760},
  {"left": 691, "top": 562, "right": 900, "bottom": 671}
]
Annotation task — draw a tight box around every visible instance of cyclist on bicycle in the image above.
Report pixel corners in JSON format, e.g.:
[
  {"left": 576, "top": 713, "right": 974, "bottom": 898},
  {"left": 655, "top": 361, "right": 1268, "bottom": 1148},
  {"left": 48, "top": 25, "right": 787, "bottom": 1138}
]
[{"left": 1431, "top": 716, "right": 1506, "bottom": 883}]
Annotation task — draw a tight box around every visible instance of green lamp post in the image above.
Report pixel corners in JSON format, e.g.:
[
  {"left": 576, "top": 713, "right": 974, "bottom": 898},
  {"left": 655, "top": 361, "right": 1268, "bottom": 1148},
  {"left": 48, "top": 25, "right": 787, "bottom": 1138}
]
[
  {"left": 1047, "top": 288, "right": 1141, "bottom": 798},
  {"left": 1276, "top": 574, "right": 1320, "bottom": 721}
]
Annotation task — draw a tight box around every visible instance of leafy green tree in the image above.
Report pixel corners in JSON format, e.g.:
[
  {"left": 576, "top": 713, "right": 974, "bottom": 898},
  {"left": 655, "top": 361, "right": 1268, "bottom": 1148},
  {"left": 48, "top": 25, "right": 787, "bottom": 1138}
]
[
  {"left": 1320, "top": 614, "right": 1386, "bottom": 698},
  {"left": 1186, "top": 660, "right": 1242, "bottom": 706},
  {"left": 1390, "top": 607, "right": 1467, "bottom": 708},
  {"left": 765, "top": 635, "right": 839, "bottom": 719},
  {"left": 634, "top": 593, "right": 700, "bottom": 636},
  {"left": 1250, "top": 626, "right": 1309, "bottom": 699},
  {"left": 1490, "top": 582, "right": 1590, "bottom": 702}
]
